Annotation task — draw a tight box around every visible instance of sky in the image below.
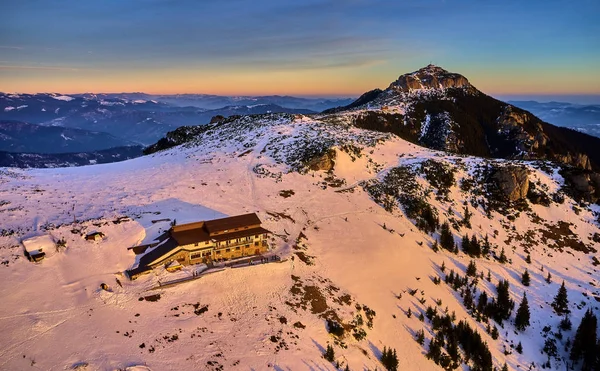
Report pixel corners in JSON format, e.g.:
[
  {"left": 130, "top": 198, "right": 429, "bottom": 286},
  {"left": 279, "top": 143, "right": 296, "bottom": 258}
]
[{"left": 1, "top": 0, "right": 599, "bottom": 98}]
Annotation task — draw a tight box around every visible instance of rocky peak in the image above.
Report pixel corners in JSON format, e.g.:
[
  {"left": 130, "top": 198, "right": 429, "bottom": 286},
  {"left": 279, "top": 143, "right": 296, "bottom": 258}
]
[{"left": 388, "top": 64, "right": 472, "bottom": 92}]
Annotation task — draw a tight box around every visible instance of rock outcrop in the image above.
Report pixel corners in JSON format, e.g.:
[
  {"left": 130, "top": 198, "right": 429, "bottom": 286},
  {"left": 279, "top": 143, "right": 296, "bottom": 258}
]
[
  {"left": 306, "top": 148, "right": 336, "bottom": 171},
  {"left": 389, "top": 64, "right": 471, "bottom": 92},
  {"left": 493, "top": 166, "right": 530, "bottom": 202},
  {"left": 561, "top": 168, "right": 600, "bottom": 203}
]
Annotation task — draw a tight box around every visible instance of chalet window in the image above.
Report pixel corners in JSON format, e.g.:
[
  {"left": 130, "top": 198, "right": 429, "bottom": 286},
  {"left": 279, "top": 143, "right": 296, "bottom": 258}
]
[
  {"left": 245, "top": 244, "right": 249, "bottom": 248},
  {"left": 202, "top": 252, "right": 211, "bottom": 257},
  {"left": 236, "top": 246, "right": 240, "bottom": 250},
  {"left": 263, "top": 233, "right": 268, "bottom": 238},
  {"left": 255, "top": 235, "right": 259, "bottom": 239},
  {"left": 216, "top": 250, "right": 221, "bottom": 255},
  {"left": 194, "top": 243, "right": 198, "bottom": 247},
  {"left": 254, "top": 241, "right": 259, "bottom": 246},
  {"left": 190, "top": 252, "right": 203, "bottom": 260},
  {"left": 205, "top": 241, "right": 209, "bottom": 245},
  {"left": 225, "top": 248, "right": 231, "bottom": 252}
]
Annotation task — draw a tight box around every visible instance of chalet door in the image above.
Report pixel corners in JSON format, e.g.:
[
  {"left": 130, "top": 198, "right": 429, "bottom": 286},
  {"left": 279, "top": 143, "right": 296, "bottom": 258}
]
[{"left": 254, "top": 249, "right": 259, "bottom": 255}]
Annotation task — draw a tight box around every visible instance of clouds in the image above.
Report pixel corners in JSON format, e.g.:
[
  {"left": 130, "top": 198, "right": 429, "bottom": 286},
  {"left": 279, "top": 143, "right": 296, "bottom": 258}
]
[{"left": 0, "top": 0, "right": 598, "bottom": 94}]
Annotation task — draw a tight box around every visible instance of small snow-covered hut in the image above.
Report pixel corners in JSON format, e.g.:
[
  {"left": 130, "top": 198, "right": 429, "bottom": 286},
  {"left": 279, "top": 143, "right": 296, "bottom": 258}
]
[
  {"left": 85, "top": 231, "right": 105, "bottom": 241},
  {"left": 22, "top": 235, "right": 54, "bottom": 262}
]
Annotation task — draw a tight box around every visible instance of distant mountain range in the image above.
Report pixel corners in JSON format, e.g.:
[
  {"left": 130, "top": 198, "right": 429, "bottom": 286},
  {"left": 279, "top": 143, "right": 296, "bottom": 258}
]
[
  {"left": 508, "top": 100, "right": 600, "bottom": 138},
  {"left": 73, "top": 93, "right": 355, "bottom": 111},
  {"left": 0, "top": 146, "right": 143, "bottom": 168},
  {"left": 0, "top": 120, "right": 136, "bottom": 154}
]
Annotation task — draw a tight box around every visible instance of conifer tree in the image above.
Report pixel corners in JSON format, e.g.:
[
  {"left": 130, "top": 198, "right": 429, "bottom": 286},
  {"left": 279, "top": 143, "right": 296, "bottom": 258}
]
[
  {"left": 439, "top": 222, "right": 454, "bottom": 251},
  {"left": 521, "top": 269, "right": 530, "bottom": 286},
  {"left": 380, "top": 346, "right": 399, "bottom": 371},
  {"left": 502, "top": 362, "right": 509, "bottom": 371},
  {"left": 431, "top": 240, "right": 439, "bottom": 252},
  {"left": 324, "top": 344, "right": 335, "bottom": 362},
  {"left": 570, "top": 309, "right": 598, "bottom": 371},
  {"left": 482, "top": 234, "right": 491, "bottom": 256},
  {"left": 461, "top": 234, "right": 470, "bottom": 254},
  {"left": 470, "top": 235, "right": 481, "bottom": 257},
  {"left": 477, "top": 291, "right": 488, "bottom": 315},
  {"left": 463, "top": 287, "right": 474, "bottom": 310},
  {"left": 559, "top": 315, "right": 572, "bottom": 331},
  {"left": 552, "top": 281, "right": 570, "bottom": 315},
  {"left": 494, "top": 279, "right": 514, "bottom": 323},
  {"left": 463, "top": 205, "right": 472, "bottom": 229},
  {"left": 466, "top": 260, "right": 477, "bottom": 277},
  {"left": 498, "top": 247, "right": 508, "bottom": 263},
  {"left": 514, "top": 293, "right": 530, "bottom": 331},
  {"left": 516, "top": 341, "right": 523, "bottom": 354},
  {"left": 545, "top": 271, "right": 552, "bottom": 283},
  {"left": 415, "top": 329, "right": 425, "bottom": 345},
  {"left": 525, "top": 254, "right": 531, "bottom": 264}
]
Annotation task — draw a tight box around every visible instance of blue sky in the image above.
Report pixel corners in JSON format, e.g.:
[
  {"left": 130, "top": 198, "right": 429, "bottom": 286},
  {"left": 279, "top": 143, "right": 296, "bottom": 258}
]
[{"left": 1, "top": 0, "right": 599, "bottom": 97}]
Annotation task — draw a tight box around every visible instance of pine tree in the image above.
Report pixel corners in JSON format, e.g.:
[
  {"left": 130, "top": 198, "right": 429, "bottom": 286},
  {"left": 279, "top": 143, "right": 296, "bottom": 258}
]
[
  {"left": 525, "top": 254, "right": 531, "bottom": 264},
  {"left": 432, "top": 240, "right": 439, "bottom": 252},
  {"left": 380, "top": 346, "right": 399, "bottom": 371},
  {"left": 439, "top": 222, "right": 454, "bottom": 252},
  {"left": 514, "top": 293, "right": 530, "bottom": 331},
  {"left": 440, "top": 261, "right": 446, "bottom": 272},
  {"left": 463, "top": 287, "right": 474, "bottom": 310},
  {"left": 482, "top": 234, "right": 491, "bottom": 256},
  {"left": 543, "top": 338, "right": 558, "bottom": 365},
  {"left": 521, "top": 269, "right": 530, "bottom": 286},
  {"left": 570, "top": 309, "right": 598, "bottom": 371},
  {"left": 552, "top": 281, "right": 570, "bottom": 315},
  {"left": 516, "top": 341, "right": 523, "bottom": 354},
  {"left": 491, "top": 325, "right": 499, "bottom": 340},
  {"left": 477, "top": 291, "right": 488, "bottom": 315},
  {"left": 461, "top": 234, "right": 470, "bottom": 254},
  {"left": 470, "top": 235, "right": 481, "bottom": 257},
  {"left": 466, "top": 260, "right": 477, "bottom": 277},
  {"left": 415, "top": 329, "right": 425, "bottom": 345},
  {"left": 498, "top": 247, "right": 508, "bottom": 263},
  {"left": 559, "top": 315, "right": 572, "bottom": 331},
  {"left": 463, "top": 205, "right": 472, "bottom": 229},
  {"left": 545, "top": 271, "right": 552, "bottom": 283},
  {"left": 324, "top": 344, "right": 335, "bottom": 362},
  {"left": 487, "top": 269, "right": 492, "bottom": 282},
  {"left": 494, "top": 279, "right": 514, "bottom": 323},
  {"left": 502, "top": 362, "right": 509, "bottom": 371}
]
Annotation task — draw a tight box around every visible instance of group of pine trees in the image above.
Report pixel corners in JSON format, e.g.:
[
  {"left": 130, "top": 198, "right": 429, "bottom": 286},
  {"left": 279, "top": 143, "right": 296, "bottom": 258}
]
[
  {"left": 380, "top": 346, "right": 399, "bottom": 371},
  {"left": 424, "top": 310, "right": 494, "bottom": 371}
]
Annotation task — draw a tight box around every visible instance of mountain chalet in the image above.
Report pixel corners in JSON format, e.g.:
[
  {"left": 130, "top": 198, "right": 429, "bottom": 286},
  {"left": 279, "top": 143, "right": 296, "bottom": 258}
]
[{"left": 127, "top": 213, "right": 271, "bottom": 279}]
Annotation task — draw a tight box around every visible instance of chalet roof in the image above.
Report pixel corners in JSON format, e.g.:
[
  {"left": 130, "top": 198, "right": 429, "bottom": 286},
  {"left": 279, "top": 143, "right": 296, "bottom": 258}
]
[
  {"left": 204, "top": 213, "right": 261, "bottom": 234},
  {"left": 211, "top": 227, "right": 271, "bottom": 243},
  {"left": 138, "top": 238, "right": 179, "bottom": 268},
  {"left": 22, "top": 235, "right": 54, "bottom": 253},
  {"left": 171, "top": 227, "right": 210, "bottom": 246}
]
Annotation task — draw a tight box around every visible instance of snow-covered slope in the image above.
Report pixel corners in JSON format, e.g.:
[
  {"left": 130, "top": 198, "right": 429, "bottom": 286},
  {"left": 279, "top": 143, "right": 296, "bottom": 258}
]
[{"left": 0, "top": 113, "right": 599, "bottom": 370}]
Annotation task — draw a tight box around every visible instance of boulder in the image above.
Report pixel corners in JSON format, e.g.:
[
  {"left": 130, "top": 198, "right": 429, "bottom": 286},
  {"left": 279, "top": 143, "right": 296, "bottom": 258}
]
[
  {"left": 209, "top": 115, "right": 225, "bottom": 124},
  {"left": 493, "top": 166, "right": 530, "bottom": 202},
  {"left": 306, "top": 149, "right": 336, "bottom": 171}
]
